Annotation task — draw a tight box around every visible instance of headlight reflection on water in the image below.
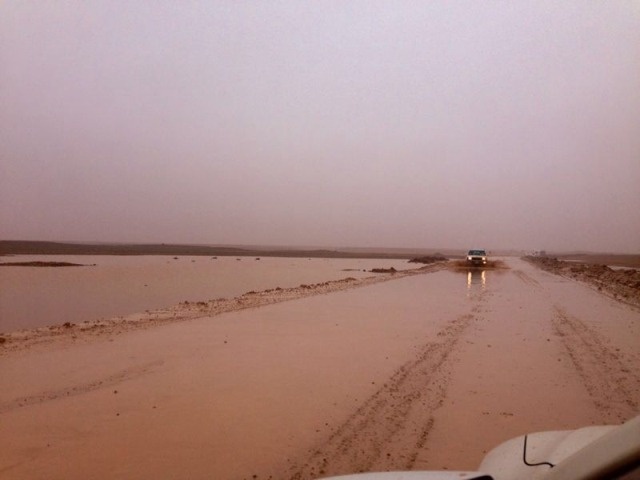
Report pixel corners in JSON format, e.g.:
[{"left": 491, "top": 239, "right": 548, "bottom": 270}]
[{"left": 467, "top": 270, "right": 486, "bottom": 288}]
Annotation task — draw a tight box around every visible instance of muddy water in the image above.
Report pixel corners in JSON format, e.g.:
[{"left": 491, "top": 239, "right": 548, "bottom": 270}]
[
  {"left": 0, "top": 255, "right": 414, "bottom": 332},
  {"left": 2, "top": 257, "right": 639, "bottom": 479}
]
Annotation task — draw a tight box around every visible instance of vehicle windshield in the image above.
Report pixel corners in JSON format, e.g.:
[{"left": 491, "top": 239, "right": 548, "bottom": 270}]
[{"left": 468, "top": 250, "right": 486, "bottom": 255}]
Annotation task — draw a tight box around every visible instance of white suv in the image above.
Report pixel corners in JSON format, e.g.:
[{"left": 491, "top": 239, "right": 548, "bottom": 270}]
[{"left": 466, "top": 249, "right": 487, "bottom": 266}]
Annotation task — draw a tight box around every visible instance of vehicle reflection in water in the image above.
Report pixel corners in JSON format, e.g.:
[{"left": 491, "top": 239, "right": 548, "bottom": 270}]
[{"left": 467, "top": 269, "right": 486, "bottom": 290}]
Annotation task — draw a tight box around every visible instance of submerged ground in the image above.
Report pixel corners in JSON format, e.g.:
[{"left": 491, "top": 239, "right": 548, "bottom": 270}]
[{"left": 1, "top": 257, "right": 638, "bottom": 479}]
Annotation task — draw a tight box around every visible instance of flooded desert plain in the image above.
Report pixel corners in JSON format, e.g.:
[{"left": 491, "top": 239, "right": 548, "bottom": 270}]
[
  {"left": 0, "top": 255, "right": 415, "bottom": 332},
  {"left": 1, "top": 256, "right": 639, "bottom": 479}
]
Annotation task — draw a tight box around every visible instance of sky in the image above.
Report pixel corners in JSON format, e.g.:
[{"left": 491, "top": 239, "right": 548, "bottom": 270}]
[{"left": 1, "top": 1, "right": 639, "bottom": 253}]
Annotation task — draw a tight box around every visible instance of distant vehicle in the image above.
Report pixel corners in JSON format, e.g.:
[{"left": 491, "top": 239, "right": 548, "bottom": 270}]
[
  {"left": 466, "top": 249, "right": 487, "bottom": 266},
  {"left": 322, "top": 415, "right": 640, "bottom": 479}
]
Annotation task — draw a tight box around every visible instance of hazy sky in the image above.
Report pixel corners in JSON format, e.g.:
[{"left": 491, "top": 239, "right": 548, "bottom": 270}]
[{"left": 1, "top": 1, "right": 639, "bottom": 252}]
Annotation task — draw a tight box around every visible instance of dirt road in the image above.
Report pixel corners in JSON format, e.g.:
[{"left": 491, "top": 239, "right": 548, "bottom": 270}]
[
  {"left": 1, "top": 258, "right": 638, "bottom": 479},
  {"left": 285, "top": 258, "right": 639, "bottom": 478}
]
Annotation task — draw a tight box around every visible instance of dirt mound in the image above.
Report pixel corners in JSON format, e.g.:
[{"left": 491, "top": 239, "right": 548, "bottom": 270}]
[
  {"left": 0, "top": 261, "right": 88, "bottom": 267},
  {"left": 370, "top": 267, "right": 397, "bottom": 273},
  {"left": 524, "top": 256, "right": 640, "bottom": 307},
  {"left": 408, "top": 255, "right": 447, "bottom": 264}
]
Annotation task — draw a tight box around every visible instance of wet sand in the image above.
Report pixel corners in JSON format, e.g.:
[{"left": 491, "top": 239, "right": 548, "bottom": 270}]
[{"left": 1, "top": 258, "right": 638, "bottom": 479}]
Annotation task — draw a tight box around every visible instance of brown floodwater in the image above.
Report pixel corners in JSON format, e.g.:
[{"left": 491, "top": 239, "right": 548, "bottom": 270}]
[{"left": 0, "top": 255, "right": 415, "bottom": 332}]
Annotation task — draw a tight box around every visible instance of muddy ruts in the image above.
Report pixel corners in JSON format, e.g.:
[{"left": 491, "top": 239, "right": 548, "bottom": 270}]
[
  {"left": 552, "top": 306, "right": 640, "bottom": 422},
  {"left": 286, "top": 314, "right": 474, "bottom": 479},
  {"left": 0, "top": 361, "right": 164, "bottom": 414}
]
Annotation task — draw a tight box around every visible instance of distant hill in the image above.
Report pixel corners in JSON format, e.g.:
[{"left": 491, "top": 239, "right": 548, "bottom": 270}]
[{"left": 0, "top": 240, "right": 423, "bottom": 260}]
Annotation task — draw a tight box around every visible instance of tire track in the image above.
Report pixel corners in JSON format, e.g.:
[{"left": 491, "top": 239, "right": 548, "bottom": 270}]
[
  {"left": 0, "top": 360, "right": 163, "bottom": 414},
  {"left": 286, "top": 314, "right": 474, "bottom": 479},
  {"left": 552, "top": 306, "right": 640, "bottom": 422},
  {"left": 512, "top": 269, "right": 541, "bottom": 288}
]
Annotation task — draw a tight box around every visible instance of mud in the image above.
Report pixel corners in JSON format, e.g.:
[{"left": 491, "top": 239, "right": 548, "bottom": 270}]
[
  {"left": 551, "top": 306, "right": 640, "bottom": 423},
  {"left": 1, "top": 257, "right": 638, "bottom": 480},
  {"left": 287, "top": 314, "right": 473, "bottom": 479},
  {"left": 524, "top": 256, "right": 640, "bottom": 307},
  {"left": 370, "top": 267, "right": 398, "bottom": 273},
  {"left": 448, "top": 259, "right": 509, "bottom": 271},
  {"left": 0, "top": 261, "right": 89, "bottom": 267},
  {"left": 407, "top": 256, "right": 447, "bottom": 264}
]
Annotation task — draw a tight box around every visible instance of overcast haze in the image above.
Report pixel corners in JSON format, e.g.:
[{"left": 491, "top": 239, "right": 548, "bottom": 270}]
[{"left": 1, "top": 2, "right": 639, "bottom": 252}]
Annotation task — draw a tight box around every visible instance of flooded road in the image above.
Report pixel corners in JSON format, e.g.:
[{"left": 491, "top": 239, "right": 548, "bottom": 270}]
[
  {"left": 1, "top": 257, "right": 638, "bottom": 479},
  {"left": 283, "top": 258, "right": 639, "bottom": 478},
  {"left": 416, "top": 258, "right": 640, "bottom": 471}
]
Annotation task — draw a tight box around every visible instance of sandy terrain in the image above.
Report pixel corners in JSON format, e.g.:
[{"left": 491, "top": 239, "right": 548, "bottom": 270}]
[
  {"left": 524, "top": 256, "right": 640, "bottom": 307},
  {"left": 1, "top": 258, "right": 638, "bottom": 479},
  {"left": 553, "top": 253, "right": 640, "bottom": 269}
]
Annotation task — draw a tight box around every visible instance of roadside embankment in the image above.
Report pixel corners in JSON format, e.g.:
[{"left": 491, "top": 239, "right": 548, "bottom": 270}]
[{"left": 524, "top": 256, "right": 640, "bottom": 307}]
